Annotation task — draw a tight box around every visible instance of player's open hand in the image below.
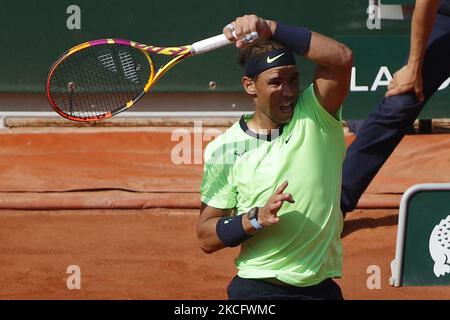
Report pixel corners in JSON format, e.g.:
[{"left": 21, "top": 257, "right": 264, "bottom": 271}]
[
  {"left": 258, "top": 180, "right": 295, "bottom": 227},
  {"left": 223, "top": 15, "right": 276, "bottom": 48}
]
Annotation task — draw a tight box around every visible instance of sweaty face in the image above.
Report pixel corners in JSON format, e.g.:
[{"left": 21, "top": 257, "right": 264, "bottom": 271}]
[{"left": 253, "top": 65, "right": 300, "bottom": 125}]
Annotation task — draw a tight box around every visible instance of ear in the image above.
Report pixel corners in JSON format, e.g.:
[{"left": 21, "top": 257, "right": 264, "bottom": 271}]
[{"left": 242, "top": 76, "right": 257, "bottom": 96}]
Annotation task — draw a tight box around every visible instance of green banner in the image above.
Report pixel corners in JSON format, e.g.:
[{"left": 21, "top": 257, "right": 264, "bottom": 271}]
[{"left": 0, "top": 0, "right": 449, "bottom": 118}]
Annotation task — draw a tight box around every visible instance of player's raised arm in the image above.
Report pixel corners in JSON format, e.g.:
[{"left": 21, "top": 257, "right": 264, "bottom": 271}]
[
  {"left": 223, "top": 15, "right": 352, "bottom": 116},
  {"left": 305, "top": 31, "right": 353, "bottom": 115}
]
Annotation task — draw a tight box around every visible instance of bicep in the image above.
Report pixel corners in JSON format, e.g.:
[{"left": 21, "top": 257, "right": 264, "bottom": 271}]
[
  {"left": 313, "top": 66, "right": 351, "bottom": 117},
  {"left": 307, "top": 32, "right": 353, "bottom": 115}
]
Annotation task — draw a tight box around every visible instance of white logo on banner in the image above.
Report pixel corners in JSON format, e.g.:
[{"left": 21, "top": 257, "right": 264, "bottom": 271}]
[
  {"left": 351, "top": 67, "right": 450, "bottom": 92},
  {"left": 429, "top": 215, "right": 450, "bottom": 277}
]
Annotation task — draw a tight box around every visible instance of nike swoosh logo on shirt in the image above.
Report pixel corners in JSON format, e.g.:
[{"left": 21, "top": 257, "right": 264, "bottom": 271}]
[
  {"left": 234, "top": 150, "right": 247, "bottom": 156},
  {"left": 285, "top": 134, "right": 293, "bottom": 144},
  {"left": 267, "top": 53, "right": 286, "bottom": 64}
]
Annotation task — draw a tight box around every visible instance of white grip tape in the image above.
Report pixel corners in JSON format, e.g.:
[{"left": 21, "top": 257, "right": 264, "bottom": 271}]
[{"left": 191, "top": 34, "right": 231, "bottom": 55}]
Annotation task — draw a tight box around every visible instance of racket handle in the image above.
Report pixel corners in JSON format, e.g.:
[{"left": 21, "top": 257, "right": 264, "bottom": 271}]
[{"left": 191, "top": 34, "right": 231, "bottom": 55}]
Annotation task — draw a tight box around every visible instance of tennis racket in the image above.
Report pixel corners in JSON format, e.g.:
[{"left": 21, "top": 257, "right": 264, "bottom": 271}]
[{"left": 46, "top": 32, "right": 257, "bottom": 122}]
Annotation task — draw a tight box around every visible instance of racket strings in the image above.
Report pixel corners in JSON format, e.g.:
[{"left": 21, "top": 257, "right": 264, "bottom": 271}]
[{"left": 48, "top": 44, "right": 151, "bottom": 120}]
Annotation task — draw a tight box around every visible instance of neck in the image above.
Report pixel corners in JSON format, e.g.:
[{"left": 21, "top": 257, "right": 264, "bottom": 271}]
[{"left": 247, "top": 109, "right": 281, "bottom": 132}]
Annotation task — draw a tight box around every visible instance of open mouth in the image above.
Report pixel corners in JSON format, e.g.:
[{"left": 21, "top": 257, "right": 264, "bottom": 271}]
[{"left": 280, "top": 103, "right": 293, "bottom": 113}]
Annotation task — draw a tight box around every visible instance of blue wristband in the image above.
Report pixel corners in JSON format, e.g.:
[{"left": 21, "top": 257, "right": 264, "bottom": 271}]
[
  {"left": 273, "top": 21, "right": 312, "bottom": 56},
  {"left": 216, "top": 215, "right": 252, "bottom": 247}
]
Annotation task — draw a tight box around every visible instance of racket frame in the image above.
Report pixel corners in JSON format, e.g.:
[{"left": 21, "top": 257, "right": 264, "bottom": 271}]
[
  {"left": 46, "top": 39, "right": 192, "bottom": 122},
  {"left": 46, "top": 33, "right": 235, "bottom": 122}
]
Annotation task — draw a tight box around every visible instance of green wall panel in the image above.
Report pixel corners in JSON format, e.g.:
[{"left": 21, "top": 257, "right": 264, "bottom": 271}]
[{"left": 1, "top": 0, "right": 449, "bottom": 118}]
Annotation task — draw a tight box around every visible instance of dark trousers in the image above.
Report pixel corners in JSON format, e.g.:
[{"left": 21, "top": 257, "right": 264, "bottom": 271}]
[
  {"left": 227, "top": 276, "right": 344, "bottom": 300},
  {"left": 341, "top": 14, "right": 450, "bottom": 214}
]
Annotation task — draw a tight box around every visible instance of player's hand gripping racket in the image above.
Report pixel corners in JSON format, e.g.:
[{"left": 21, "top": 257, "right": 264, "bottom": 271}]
[{"left": 46, "top": 31, "right": 258, "bottom": 122}]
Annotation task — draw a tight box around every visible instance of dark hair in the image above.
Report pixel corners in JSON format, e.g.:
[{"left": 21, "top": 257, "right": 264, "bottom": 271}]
[{"left": 238, "top": 39, "right": 285, "bottom": 68}]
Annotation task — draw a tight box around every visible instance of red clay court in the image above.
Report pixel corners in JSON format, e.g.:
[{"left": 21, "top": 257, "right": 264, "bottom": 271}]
[{"left": 1, "top": 124, "right": 450, "bottom": 299}]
